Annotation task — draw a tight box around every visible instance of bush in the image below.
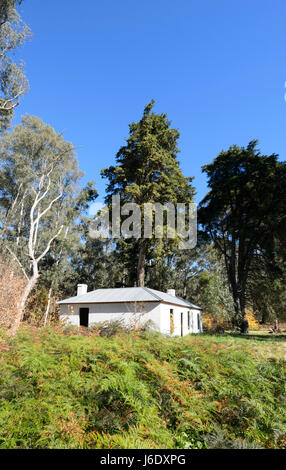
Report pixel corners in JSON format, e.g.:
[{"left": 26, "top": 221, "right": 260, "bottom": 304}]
[
  {"left": 203, "top": 325, "right": 225, "bottom": 334},
  {"left": 96, "top": 320, "right": 127, "bottom": 337},
  {"left": 0, "top": 327, "right": 284, "bottom": 449},
  {"left": 0, "top": 259, "right": 26, "bottom": 329}
]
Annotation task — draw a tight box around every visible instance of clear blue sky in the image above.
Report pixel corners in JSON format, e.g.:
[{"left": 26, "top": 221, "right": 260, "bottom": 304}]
[{"left": 14, "top": 0, "right": 286, "bottom": 205}]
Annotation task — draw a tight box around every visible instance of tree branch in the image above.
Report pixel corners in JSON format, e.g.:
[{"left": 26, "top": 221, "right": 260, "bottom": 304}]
[
  {"left": 36, "top": 225, "right": 63, "bottom": 263},
  {"left": 6, "top": 246, "right": 29, "bottom": 281},
  {"left": 0, "top": 91, "right": 24, "bottom": 111}
]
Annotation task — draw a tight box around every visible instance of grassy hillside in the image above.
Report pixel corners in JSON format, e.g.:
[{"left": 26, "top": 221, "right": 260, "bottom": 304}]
[{"left": 0, "top": 327, "right": 285, "bottom": 449}]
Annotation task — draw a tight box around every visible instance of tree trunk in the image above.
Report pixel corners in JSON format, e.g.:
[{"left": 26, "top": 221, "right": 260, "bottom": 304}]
[
  {"left": 229, "top": 276, "right": 248, "bottom": 333},
  {"left": 239, "top": 317, "right": 249, "bottom": 334},
  {"left": 225, "top": 235, "right": 249, "bottom": 333},
  {"left": 274, "top": 318, "right": 280, "bottom": 332},
  {"left": 137, "top": 240, "right": 146, "bottom": 287},
  {"left": 228, "top": 269, "right": 241, "bottom": 328},
  {"left": 43, "top": 287, "right": 52, "bottom": 327},
  {"left": 8, "top": 275, "right": 38, "bottom": 336},
  {"left": 238, "top": 285, "right": 248, "bottom": 333},
  {"left": 232, "top": 296, "right": 248, "bottom": 333}
]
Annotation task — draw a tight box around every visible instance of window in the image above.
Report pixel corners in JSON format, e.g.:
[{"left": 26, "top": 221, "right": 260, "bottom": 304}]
[
  {"left": 188, "top": 311, "right": 190, "bottom": 329},
  {"left": 79, "top": 308, "right": 89, "bottom": 327},
  {"left": 197, "top": 312, "right": 200, "bottom": 331},
  {"left": 170, "top": 309, "right": 174, "bottom": 334}
]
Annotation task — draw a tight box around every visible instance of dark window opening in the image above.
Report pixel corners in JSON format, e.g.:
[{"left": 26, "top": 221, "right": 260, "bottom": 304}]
[{"left": 80, "top": 308, "right": 89, "bottom": 327}]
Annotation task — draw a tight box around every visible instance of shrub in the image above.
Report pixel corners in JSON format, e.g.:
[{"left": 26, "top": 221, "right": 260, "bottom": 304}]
[
  {"left": 96, "top": 320, "right": 127, "bottom": 337},
  {"left": 0, "top": 259, "right": 26, "bottom": 329},
  {"left": 0, "top": 327, "right": 284, "bottom": 449}
]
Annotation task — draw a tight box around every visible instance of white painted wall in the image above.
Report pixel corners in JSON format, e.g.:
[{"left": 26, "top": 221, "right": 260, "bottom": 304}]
[
  {"left": 60, "top": 301, "right": 203, "bottom": 335},
  {"left": 60, "top": 302, "right": 161, "bottom": 330},
  {"left": 159, "top": 303, "right": 203, "bottom": 336}
]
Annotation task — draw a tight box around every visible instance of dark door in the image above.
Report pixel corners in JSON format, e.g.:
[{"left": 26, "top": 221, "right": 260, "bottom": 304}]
[
  {"left": 181, "top": 312, "right": 183, "bottom": 337},
  {"left": 79, "top": 308, "right": 89, "bottom": 327}
]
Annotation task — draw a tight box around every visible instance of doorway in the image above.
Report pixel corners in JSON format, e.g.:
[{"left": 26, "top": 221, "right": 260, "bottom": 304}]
[
  {"left": 170, "top": 309, "right": 174, "bottom": 334},
  {"left": 181, "top": 312, "right": 183, "bottom": 337},
  {"left": 79, "top": 308, "right": 89, "bottom": 327}
]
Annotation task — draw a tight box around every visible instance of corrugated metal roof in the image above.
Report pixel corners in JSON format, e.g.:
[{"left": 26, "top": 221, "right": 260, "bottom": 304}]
[
  {"left": 146, "top": 287, "right": 201, "bottom": 309},
  {"left": 58, "top": 286, "right": 201, "bottom": 310}
]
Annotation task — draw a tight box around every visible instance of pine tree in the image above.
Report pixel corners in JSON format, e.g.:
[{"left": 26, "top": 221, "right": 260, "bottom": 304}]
[
  {"left": 102, "top": 100, "right": 195, "bottom": 286},
  {"left": 199, "top": 140, "right": 286, "bottom": 332}
]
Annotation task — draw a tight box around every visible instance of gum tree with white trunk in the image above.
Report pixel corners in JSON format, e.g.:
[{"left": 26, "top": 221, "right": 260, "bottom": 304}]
[{"left": 0, "top": 115, "right": 83, "bottom": 334}]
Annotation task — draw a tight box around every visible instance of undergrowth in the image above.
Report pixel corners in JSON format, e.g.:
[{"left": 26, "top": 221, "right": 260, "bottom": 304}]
[{"left": 0, "top": 327, "right": 285, "bottom": 449}]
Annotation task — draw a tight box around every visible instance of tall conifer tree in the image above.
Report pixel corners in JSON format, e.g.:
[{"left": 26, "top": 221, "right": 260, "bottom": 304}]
[{"left": 102, "top": 101, "right": 195, "bottom": 286}]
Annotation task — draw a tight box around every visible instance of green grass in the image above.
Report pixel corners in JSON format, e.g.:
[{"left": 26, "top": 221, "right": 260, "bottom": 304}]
[{"left": 0, "top": 327, "right": 285, "bottom": 449}]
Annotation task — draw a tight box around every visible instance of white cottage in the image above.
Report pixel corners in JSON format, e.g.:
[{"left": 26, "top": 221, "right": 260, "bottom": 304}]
[{"left": 58, "top": 285, "right": 203, "bottom": 336}]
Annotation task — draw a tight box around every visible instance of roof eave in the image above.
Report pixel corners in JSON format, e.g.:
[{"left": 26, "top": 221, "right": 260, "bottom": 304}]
[{"left": 58, "top": 298, "right": 201, "bottom": 309}]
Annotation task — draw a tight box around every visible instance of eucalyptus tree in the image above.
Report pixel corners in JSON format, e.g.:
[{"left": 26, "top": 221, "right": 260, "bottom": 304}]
[
  {"left": 32, "top": 181, "right": 98, "bottom": 325},
  {"left": 0, "top": 115, "right": 89, "bottom": 334},
  {"left": 102, "top": 100, "right": 195, "bottom": 286},
  {"left": 0, "top": 0, "right": 30, "bottom": 131},
  {"left": 0, "top": 1, "right": 24, "bottom": 25},
  {"left": 199, "top": 141, "right": 286, "bottom": 332}
]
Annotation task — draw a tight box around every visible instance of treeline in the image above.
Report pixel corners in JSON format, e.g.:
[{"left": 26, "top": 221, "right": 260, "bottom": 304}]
[{"left": 0, "top": 1, "right": 285, "bottom": 334}]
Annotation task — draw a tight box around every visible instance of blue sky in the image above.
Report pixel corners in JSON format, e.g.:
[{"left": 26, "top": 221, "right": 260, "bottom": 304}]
[{"left": 14, "top": 0, "right": 286, "bottom": 205}]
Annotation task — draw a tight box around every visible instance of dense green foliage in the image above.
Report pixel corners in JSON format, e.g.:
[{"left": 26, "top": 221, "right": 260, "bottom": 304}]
[
  {"left": 0, "top": 1, "right": 30, "bottom": 131},
  {"left": 0, "top": 1, "right": 24, "bottom": 25},
  {"left": 0, "top": 327, "right": 285, "bottom": 449},
  {"left": 199, "top": 141, "right": 286, "bottom": 331},
  {"left": 0, "top": 115, "right": 97, "bottom": 330},
  {"left": 101, "top": 100, "right": 195, "bottom": 286}
]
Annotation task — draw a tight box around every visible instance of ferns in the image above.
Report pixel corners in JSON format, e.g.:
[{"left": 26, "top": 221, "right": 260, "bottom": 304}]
[{"left": 0, "top": 327, "right": 285, "bottom": 448}]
